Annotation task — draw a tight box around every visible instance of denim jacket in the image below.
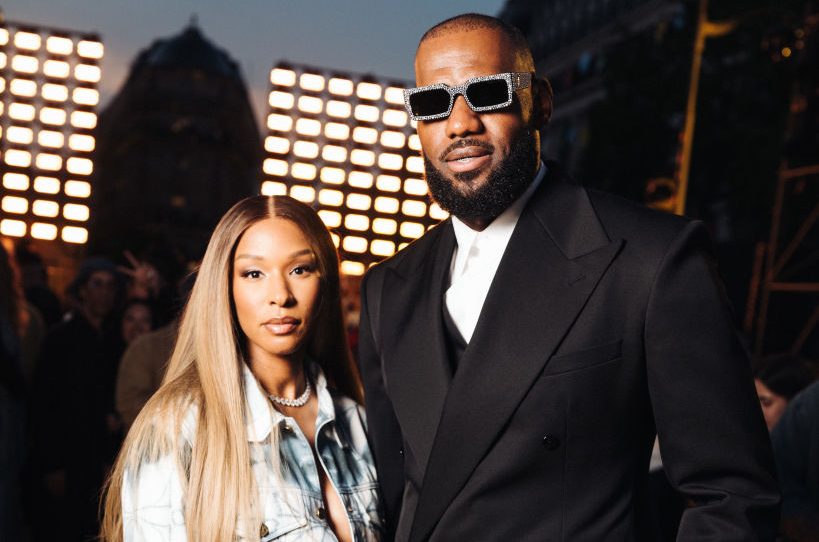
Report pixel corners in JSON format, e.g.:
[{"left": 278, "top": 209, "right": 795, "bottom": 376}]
[{"left": 122, "top": 362, "right": 384, "bottom": 541}]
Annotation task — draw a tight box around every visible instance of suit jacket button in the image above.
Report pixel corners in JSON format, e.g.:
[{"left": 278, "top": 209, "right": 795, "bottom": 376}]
[
  {"left": 399, "top": 448, "right": 404, "bottom": 456},
  {"left": 542, "top": 434, "right": 561, "bottom": 451}
]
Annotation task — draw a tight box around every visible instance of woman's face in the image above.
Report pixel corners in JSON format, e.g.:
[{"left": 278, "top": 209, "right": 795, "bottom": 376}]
[
  {"left": 121, "top": 303, "right": 153, "bottom": 344},
  {"left": 232, "top": 218, "right": 321, "bottom": 365},
  {"left": 754, "top": 378, "right": 788, "bottom": 431}
]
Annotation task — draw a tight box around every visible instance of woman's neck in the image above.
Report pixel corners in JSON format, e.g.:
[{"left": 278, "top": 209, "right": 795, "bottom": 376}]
[{"left": 248, "top": 348, "right": 308, "bottom": 399}]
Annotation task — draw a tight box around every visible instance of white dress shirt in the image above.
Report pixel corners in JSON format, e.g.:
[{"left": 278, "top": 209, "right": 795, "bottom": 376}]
[{"left": 445, "top": 163, "right": 546, "bottom": 343}]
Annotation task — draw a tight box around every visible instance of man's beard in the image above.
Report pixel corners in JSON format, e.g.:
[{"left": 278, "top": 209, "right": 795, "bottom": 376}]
[{"left": 423, "top": 129, "right": 539, "bottom": 223}]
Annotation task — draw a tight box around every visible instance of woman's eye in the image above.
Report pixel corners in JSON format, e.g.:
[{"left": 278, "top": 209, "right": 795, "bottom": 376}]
[
  {"left": 291, "top": 264, "right": 314, "bottom": 276},
  {"left": 242, "top": 270, "right": 263, "bottom": 279}
]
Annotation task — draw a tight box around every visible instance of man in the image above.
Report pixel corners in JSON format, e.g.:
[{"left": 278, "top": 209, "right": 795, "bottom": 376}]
[{"left": 358, "top": 13, "right": 779, "bottom": 541}]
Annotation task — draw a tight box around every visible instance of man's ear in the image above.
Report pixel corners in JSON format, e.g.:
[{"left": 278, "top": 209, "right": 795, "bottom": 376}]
[{"left": 531, "top": 76, "right": 553, "bottom": 130}]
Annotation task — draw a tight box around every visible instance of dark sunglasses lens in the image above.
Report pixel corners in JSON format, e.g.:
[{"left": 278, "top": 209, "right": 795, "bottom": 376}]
[
  {"left": 466, "top": 79, "right": 510, "bottom": 108},
  {"left": 409, "top": 88, "right": 451, "bottom": 117}
]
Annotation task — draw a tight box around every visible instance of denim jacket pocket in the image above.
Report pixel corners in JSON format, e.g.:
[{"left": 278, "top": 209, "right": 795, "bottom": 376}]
[{"left": 259, "top": 514, "right": 308, "bottom": 541}]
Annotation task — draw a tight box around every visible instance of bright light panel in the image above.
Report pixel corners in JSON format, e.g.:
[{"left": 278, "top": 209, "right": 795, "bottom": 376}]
[
  {"left": 38, "top": 131, "right": 65, "bottom": 148},
  {"left": 326, "top": 101, "right": 352, "bottom": 118},
  {"left": 357, "top": 82, "right": 382, "bottom": 100},
  {"left": 12, "top": 55, "right": 38, "bottom": 74},
  {"left": 380, "top": 131, "right": 406, "bottom": 148},
  {"left": 31, "top": 223, "right": 58, "bottom": 240},
  {"left": 354, "top": 104, "right": 379, "bottom": 122},
  {"left": 324, "top": 123, "right": 349, "bottom": 140},
  {"left": 66, "top": 157, "right": 92, "bottom": 175},
  {"left": 271, "top": 68, "right": 296, "bottom": 86},
  {"left": 400, "top": 222, "right": 425, "bottom": 238},
  {"left": 371, "top": 239, "right": 396, "bottom": 257},
  {"left": 7, "top": 126, "right": 34, "bottom": 144},
  {"left": 0, "top": 219, "right": 26, "bottom": 237},
  {"left": 347, "top": 194, "right": 372, "bottom": 211},
  {"left": 373, "top": 218, "right": 397, "bottom": 235},
  {"left": 73, "top": 88, "right": 99, "bottom": 105},
  {"left": 5, "top": 149, "right": 32, "bottom": 167},
  {"left": 328, "top": 78, "right": 353, "bottom": 96},
  {"left": 408, "top": 134, "right": 422, "bottom": 150},
  {"left": 69, "top": 134, "right": 95, "bottom": 152},
  {"left": 352, "top": 127, "right": 378, "bottom": 144},
  {"left": 383, "top": 109, "right": 409, "bottom": 127},
  {"left": 291, "top": 163, "right": 317, "bottom": 180},
  {"left": 10, "top": 79, "right": 37, "bottom": 97},
  {"left": 46, "top": 36, "right": 73, "bottom": 55},
  {"left": 267, "top": 113, "right": 293, "bottom": 132},
  {"left": 374, "top": 196, "right": 399, "bottom": 214},
  {"left": 320, "top": 167, "right": 345, "bottom": 185},
  {"left": 62, "top": 226, "right": 88, "bottom": 244},
  {"left": 35, "top": 177, "right": 61, "bottom": 194},
  {"left": 65, "top": 180, "right": 91, "bottom": 198},
  {"left": 348, "top": 171, "right": 373, "bottom": 189},
  {"left": 293, "top": 141, "right": 319, "bottom": 159},
  {"left": 402, "top": 200, "right": 427, "bottom": 217},
  {"left": 430, "top": 203, "right": 449, "bottom": 220},
  {"left": 345, "top": 214, "right": 370, "bottom": 231},
  {"left": 63, "top": 203, "right": 90, "bottom": 221},
  {"left": 3, "top": 173, "right": 30, "bottom": 191},
  {"left": 319, "top": 210, "right": 342, "bottom": 228},
  {"left": 319, "top": 189, "right": 344, "bottom": 206},
  {"left": 70, "top": 111, "right": 96, "bottom": 128},
  {"left": 378, "top": 153, "right": 403, "bottom": 171},
  {"left": 384, "top": 87, "right": 405, "bottom": 105},
  {"left": 406, "top": 156, "right": 425, "bottom": 173},
  {"left": 298, "top": 95, "right": 323, "bottom": 114},
  {"left": 14, "top": 32, "right": 42, "bottom": 51},
  {"left": 43, "top": 60, "right": 70, "bottom": 78},
  {"left": 2, "top": 196, "right": 28, "bottom": 214},
  {"left": 263, "top": 158, "right": 288, "bottom": 176},
  {"left": 350, "top": 149, "right": 375, "bottom": 166},
  {"left": 322, "top": 145, "right": 347, "bottom": 163},
  {"left": 75, "top": 65, "right": 102, "bottom": 83},
  {"left": 265, "top": 136, "right": 290, "bottom": 154},
  {"left": 295, "top": 118, "right": 321, "bottom": 136},
  {"left": 32, "top": 200, "right": 59, "bottom": 217},
  {"left": 9, "top": 103, "right": 35, "bottom": 121},
  {"left": 343, "top": 236, "right": 367, "bottom": 253},
  {"left": 376, "top": 175, "right": 401, "bottom": 192},
  {"left": 299, "top": 73, "right": 325, "bottom": 91},
  {"left": 341, "top": 261, "right": 365, "bottom": 276},
  {"left": 37, "top": 153, "right": 63, "bottom": 172},
  {"left": 404, "top": 178, "right": 428, "bottom": 196},
  {"left": 42, "top": 83, "right": 69, "bottom": 102},
  {"left": 77, "top": 40, "right": 104, "bottom": 59},
  {"left": 290, "top": 185, "right": 316, "bottom": 203},
  {"left": 269, "top": 91, "right": 294, "bottom": 109},
  {"left": 261, "top": 181, "right": 288, "bottom": 196}
]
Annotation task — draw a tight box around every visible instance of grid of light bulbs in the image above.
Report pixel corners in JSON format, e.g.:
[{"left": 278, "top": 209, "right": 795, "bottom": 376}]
[
  {"left": 0, "top": 23, "right": 103, "bottom": 244},
  {"left": 262, "top": 63, "right": 447, "bottom": 276}
]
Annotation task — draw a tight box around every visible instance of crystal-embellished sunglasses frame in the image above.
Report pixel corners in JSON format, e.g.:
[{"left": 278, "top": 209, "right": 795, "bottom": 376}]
[{"left": 402, "top": 72, "right": 532, "bottom": 121}]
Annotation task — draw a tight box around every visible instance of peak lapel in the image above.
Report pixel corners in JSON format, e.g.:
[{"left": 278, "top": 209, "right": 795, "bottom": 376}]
[
  {"left": 410, "top": 178, "right": 623, "bottom": 542},
  {"left": 381, "top": 223, "right": 456, "bottom": 475}
]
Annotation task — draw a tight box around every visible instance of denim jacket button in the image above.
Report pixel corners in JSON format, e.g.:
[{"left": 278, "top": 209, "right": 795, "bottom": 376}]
[
  {"left": 260, "top": 523, "right": 269, "bottom": 537},
  {"left": 315, "top": 507, "right": 327, "bottom": 520}
]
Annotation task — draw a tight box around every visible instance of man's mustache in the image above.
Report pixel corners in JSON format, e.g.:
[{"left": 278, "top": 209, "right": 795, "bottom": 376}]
[{"left": 438, "top": 139, "right": 495, "bottom": 162}]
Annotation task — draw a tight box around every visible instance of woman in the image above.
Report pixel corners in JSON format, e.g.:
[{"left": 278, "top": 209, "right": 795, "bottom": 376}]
[
  {"left": 753, "top": 353, "right": 816, "bottom": 431},
  {"left": 101, "top": 196, "right": 382, "bottom": 541},
  {"left": 120, "top": 298, "right": 155, "bottom": 346}
]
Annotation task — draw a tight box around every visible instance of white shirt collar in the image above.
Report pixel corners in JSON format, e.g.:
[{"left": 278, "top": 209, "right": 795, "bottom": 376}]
[{"left": 450, "top": 161, "right": 546, "bottom": 276}]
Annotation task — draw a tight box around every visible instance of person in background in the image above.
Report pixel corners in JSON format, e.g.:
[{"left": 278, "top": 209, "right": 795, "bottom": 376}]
[
  {"left": 15, "top": 243, "right": 62, "bottom": 328},
  {"left": 101, "top": 195, "right": 382, "bottom": 542},
  {"left": 772, "top": 380, "right": 819, "bottom": 541},
  {"left": 31, "top": 257, "right": 124, "bottom": 542},
  {"left": 753, "top": 353, "right": 817, "bottom": 431}
]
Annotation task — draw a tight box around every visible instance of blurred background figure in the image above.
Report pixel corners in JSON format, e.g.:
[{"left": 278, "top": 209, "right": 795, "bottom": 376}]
[
  {"left": 14, "top": 243, "right": 62, "bottom": 329},
  {"left": 772, "top": 380, "right": 819, "bottom": 541},
  {"left": 753, "top": 353, "right": 817, "bottom": 431},
  {"left": 0, "top": 242, "right": 28, "bottom": 541},
  {"left": 30, "top": 256, "right": 124, "bottom": 542}
]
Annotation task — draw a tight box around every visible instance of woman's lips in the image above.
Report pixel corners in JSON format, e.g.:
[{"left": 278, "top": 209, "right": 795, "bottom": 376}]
[{"left": 263, "top": 317, "right": 299, "bottom": 335}]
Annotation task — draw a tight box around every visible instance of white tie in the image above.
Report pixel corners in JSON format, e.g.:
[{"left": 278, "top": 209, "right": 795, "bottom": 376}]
[{"left": 445, "top": 241, "right": 492, "bottom": 343}]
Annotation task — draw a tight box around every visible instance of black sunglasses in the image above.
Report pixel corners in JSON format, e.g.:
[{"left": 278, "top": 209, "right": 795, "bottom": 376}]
[{"left": 402, "top": 72, "right": 532, "bottom": 121}]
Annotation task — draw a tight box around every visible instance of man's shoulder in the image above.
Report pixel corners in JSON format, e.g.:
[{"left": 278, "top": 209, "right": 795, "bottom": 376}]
[{"left": 584, "top": 187, "right": 691, "bottom": 242}]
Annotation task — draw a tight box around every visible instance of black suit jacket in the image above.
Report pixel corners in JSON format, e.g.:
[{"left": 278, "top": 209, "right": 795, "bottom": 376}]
[{"left": 358, "top": 165, "right": 780, "bottom": 541}]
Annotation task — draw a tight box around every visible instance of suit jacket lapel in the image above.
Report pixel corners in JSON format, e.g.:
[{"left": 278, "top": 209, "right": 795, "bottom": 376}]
[
  {"left": 381, "top": 222, "right": 456, "bottom": 475},
  {"left": 410, "top": 173, "right": 624, "bottom": 542}
]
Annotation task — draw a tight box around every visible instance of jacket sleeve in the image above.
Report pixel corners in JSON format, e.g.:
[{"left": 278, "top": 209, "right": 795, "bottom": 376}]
[
  {"left": 122, "top": 454, "right": 187, "bottom": 542},
  {"left": 358, "top": 269, "right": 405, "bottom": 539},
  {"left": 644, "top": 221, "right": 780, "bottom": 541}
]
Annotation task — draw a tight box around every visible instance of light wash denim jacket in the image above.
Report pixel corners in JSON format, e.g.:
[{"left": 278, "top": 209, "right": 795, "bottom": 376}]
[{"left": 122, "top": 362, "right": 384, "bottom": 541}]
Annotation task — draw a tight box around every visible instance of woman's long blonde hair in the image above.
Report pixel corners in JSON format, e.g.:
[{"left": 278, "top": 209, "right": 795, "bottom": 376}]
[{"left": 101, "top": 195, "right": 361, "bottom": 541}]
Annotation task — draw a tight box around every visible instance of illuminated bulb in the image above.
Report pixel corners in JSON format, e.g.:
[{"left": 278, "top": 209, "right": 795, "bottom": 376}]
[
  {"left": 37, "top": 154, "right": 63, "bottom": 172},
  {"left": 265, "top": 136, "right": 290, "bottom": 154},
  {"left": 300, "top": 73, "right": 325, "bottom": 91},
  {"left": 293, "top": 141, "right": 320, "bottom": 159},
  {"left": 2, "top": 196, "right": 28, "bottom": 214},
  {"left": 380, "top": 131, "right": 406, "bottom": 148},
  {"left": 384, "top": 87, "right": 405, "bottom": 105},
  {"left": 46, "top": 36, "right": 73, "bottom": 55},
  {"left": 352, "top": 127, "right": 378, "bottom": 144},
  {"left": 64, "top": 180, "right": 91, "bottom": 198},
  {"left": 62, "top": 226, "right": 89, "bottom": 244},
  {"left": 429, "top": 202, "right": 449, "bottom": 220},
  {"left": 5, "top": 149, "right": 32, "bottom": 167},
  {"left": 73, "top": 88, "right": 99, "bottom": 105},
  {"left": 31, "top": 223, "right": 58, "bottom": 240},
  {"left": 10, "top": 79, "right": 37, "bottom": 97},
  {"left": 289, "top": 185, "right": 316, "bottom": 203},
  {"left": 378, "top": 153, "right": 403, "bottom": 171},
  {"left": 267, "top": 114, "right": 293, "bottom": 132},
  {"left": 269, "top": 91, "right": 294, "bottom": 109},
  {"left": 383, "top": 109, "right": 409, "bottom": 127},
  {"left": 66, "top": 157, "right": 92, "bottom": 175},
  {"left": 32, "top": 200, "right": 60, "bottom": 217},
  {"left": 370, "top": 239, "right": 396, "bottom": 257},
  {"left": 12, "top": 55, "right": 38, "bottom": 74},
  {"left": 42, "top": 83, "right": 69, "bottom": 101},
  {"left": 402, "top": 200, "right": 427, "bottom": 217},
  {"left": 342, "top": 236, "right": 368, "bottom": 253},
  {"left": 44, "top": 60, "right": 70, "bottom": 78},
  {"left": 350, "top": 149, "right": 375, "bottom": 166},
  {"left": 263, "top": 159, "right": 288, "bottom": 176},
  {"left": 406, "top": 156, "right": 425, "bottom": 173},
  {"left": 355, "top": 104, "right": 380, "bottom": 122},
  {"left": 38, "top": 131, "right": 65, "bottom": 148},
  {"left": 346, "top": 193, "right": 372, "bottom": 211},
  {"left": 261, "top": 181, "right": 288, "bottom": 196},
  {"left": 374, "top": 196, "right": 399, "bottom": 214},
  {"left": 328, "top": 78, "right": 353, "bottom": 96},
  {"left": 331, "top": 233, "right": 340, "bottom": 248},
  {"left": 63, "top": 203, "right": 90, "bottom": 221},
  {"left": 270, "top": 68, "right": 296, "bottom": 86},
  {"left": 69, "top": 134, "right": 95, "bottom": 152},
  {"left": 75, "top": 65, "right": 102, "bottom": 83},
  {"left": 340, "top": 261, "right": 365, "bottom": 276},
  {"left": 399, "top": 179, "right": 425, "bottom": 197},
  {"left": 295, "top": 118, "right": 321, "bottom": 136},
  {"left": 0, "top": 219, "right": 26, "bottom": 237},
  {"left": 408, "top": 134, "right": 421, "bottom": 150},
  {"left": 70, "top": 111, "right": 97, "bottom": 128},
  {"left": 14, "top": 32, "right": 42, "bottom": 51},
  {"left": 77, "top": 40, "right": 104, "bottom": 59},
  {"left": 322, "top": 145, "right": 347, "bottom": 163},
  {"left": 376, "top": 175, "right": 401, "bottom": 192},
  {"left": 0, "top": 54, "right": 5, "bottom": 69},
  {"left": 34, "top": 176, "right": 61, "bottom": 194},
  {"left": 400, "top": 222, "right": 425, "bottom": 239},
  {"left": 373, "top": 218, "right": 398, "bottom": 235},
  {"left": 7, "top": 126, "right": 34, "bottom": 144},
  {"left": 0, "top": 29, "right": 8, "bottom": 46},
  {"left": 357, "top": 82, "right": 382, "bottom": 100},
  {"left": 298, "top": 95, "right": 323, "bottom": 114},
  {"left": 324, "top": 123, "right": 349, "bottom": 140},
  {"left": 320, "top": 167, "right": 345, "bottom": 185},
  {"left": 345, "top": 214, "right": 370, "bottom": 231},
  {"left": 291, "top": 163, "right": 317, "bottom": 180},
  {"left": 319, "top": 189, "right": 344, "bottom": 207},
  {"left": 326, "top": 101, "right": 352, "bottom": 118},
  {"left": 348, "top": 171, "right": 373, "bottom": 189},
  {"left": 3, "top": 173, "right": 29, "bottom": 191},
  {"left": 318, "top": 210, "right": 342, "bottom": 228}
]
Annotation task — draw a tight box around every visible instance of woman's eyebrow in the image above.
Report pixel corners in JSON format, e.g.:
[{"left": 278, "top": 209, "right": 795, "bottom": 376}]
[{"left": 234, "top": 248, "right": 314, "bottom": 261}]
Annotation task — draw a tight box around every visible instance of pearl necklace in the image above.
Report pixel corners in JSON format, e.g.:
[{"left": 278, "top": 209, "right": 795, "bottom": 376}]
[{"left": 268, "top": 380, "right": 312, "bottom": 408}]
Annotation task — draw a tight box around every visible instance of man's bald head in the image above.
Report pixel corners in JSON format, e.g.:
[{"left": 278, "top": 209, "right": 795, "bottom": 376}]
[{"left": 418, "top": 13, "right": 535, "bottom": 73}]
